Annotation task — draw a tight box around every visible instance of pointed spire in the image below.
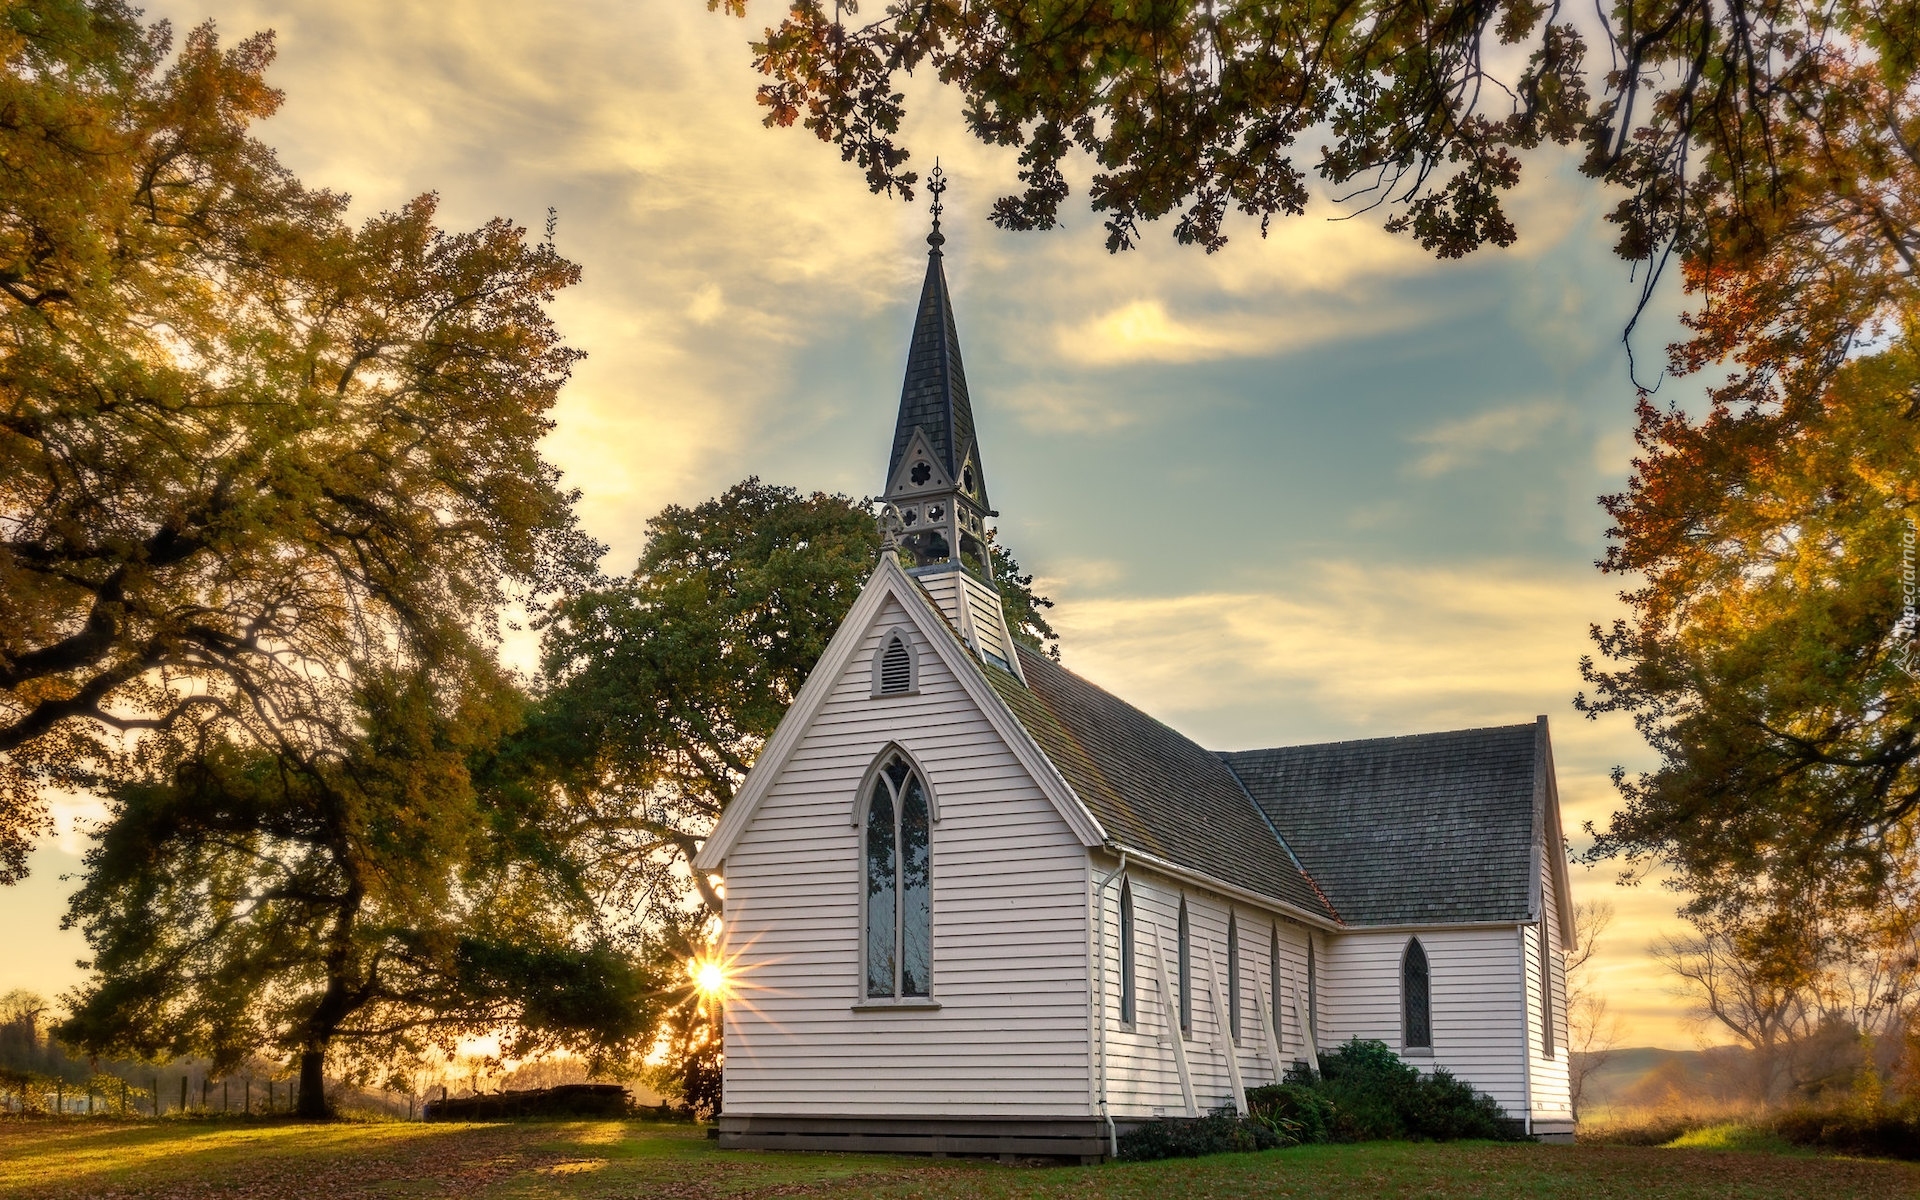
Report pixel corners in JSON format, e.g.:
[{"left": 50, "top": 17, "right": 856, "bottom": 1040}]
[
  {"left": 885, "top": 163, "right": 989, "bottom": 513},
  {"left": 876, "top": 166, "right": 1019, "bottom": 675}
]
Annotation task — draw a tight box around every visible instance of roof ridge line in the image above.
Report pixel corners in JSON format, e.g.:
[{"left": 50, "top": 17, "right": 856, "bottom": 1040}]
[
  {"left": 1223, "top": 721, "right": 1540, "bottom": 757},
  {"left": 937, "top": 253, "right": 957, "bottom": 477},
  {"left": 1218, "top": 754, "right": 1344, "bottom": 926}
]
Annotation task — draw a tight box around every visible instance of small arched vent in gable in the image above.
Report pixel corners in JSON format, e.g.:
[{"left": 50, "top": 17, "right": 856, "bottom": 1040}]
[{"left": 873, "top": 631, "right": 915, "bottom": 696}]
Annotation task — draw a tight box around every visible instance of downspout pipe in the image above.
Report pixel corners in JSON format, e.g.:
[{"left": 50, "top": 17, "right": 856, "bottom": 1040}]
[
  {"left": 1093, "top": 848, "right": 1130, "bottom": 1160},
  {"left": 1517, "top": 923, "right": 1534, "bottom": 1138}
]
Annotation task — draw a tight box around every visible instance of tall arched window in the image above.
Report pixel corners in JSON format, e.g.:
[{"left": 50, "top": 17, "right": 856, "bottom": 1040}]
[
  {"left": 1538, "top": 920, "right": 1556, "bottom": 1058},
  {"left": 1402, "top": 938, "right": 1431, "bottom": 1049},
  {"left": 1307, "top": 935, "right": 1318, "bottom": 1045},
  {"left": 864, "top": 752, "right": 932, "bottom": 997},
  {"left": 1118, "top": 881, "right": 1136, "bottom": 1024},
  {"left": 1227, "top": 912, "right": 1241, "bottom": 1041},
  {"left": 1269, "top": 926, "right": 1282, "bottom": 1045},
  {"left": 1177, "top": 898, "right": 1192, "bottom": 1035}
]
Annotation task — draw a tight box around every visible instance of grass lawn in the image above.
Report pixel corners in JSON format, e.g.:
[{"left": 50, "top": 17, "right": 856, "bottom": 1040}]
[{"left": 1, "top": 1118, "right": 1915, "bottom": 1200}]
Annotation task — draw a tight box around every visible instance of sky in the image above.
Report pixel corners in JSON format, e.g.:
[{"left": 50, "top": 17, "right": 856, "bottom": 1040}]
[{"left": 5, "top": 0, "right": 1722, "bottom": 1048}]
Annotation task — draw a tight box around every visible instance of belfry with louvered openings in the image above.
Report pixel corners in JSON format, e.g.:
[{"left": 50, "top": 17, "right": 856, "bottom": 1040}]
[{"left": 695, "top": 179, "right": 1579, "bottom": 1159}]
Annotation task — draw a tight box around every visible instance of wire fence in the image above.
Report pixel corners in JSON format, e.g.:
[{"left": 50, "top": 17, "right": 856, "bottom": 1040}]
[{"left": 0, "top": 1071, "right": 437, "bottom": 1120}]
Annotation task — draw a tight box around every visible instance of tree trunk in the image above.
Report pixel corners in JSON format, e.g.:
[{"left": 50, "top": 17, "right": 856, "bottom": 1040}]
[
  {"left": 297, "top": 880, "right": 365, "bottom": 1120},
  {"left": 296, "top": 1047, "right": 329, "bottom": 1118}
]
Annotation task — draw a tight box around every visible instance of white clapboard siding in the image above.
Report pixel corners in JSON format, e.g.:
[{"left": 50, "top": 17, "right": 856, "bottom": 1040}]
[
  {"left": 1092, "top": 867, "right": 1311, "bottom": 1118},
  {"left": 720, "top": 596, "right": 1094, "bottom": 1118},
  {"left": 914, "top": 570, "right": 1015, "bottom": 669},
  {"left": 1525, "top": 843, "right": 1575, "bottom": 1120},
  {"left": 1321, "top": 927, "right": 1528, "bottom": 1117}
]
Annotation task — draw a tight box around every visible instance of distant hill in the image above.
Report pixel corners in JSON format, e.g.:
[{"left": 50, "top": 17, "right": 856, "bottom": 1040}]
[{"left": 1575, "top": 1045, "right": 1757, "bottom": 1112}]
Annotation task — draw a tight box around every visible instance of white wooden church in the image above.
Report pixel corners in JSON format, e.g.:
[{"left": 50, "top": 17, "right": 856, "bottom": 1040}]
[{"left": 695, "top": 185, "right": 1578, "bottom": 1159}]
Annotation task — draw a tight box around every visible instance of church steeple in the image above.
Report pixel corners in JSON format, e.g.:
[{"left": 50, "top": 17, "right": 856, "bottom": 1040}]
[
  {"left": 880, "top": 167, "right": 1019, "bottom": 676},
  {"left": 883, "top": 165, "right": 995, "bottom": 583}
]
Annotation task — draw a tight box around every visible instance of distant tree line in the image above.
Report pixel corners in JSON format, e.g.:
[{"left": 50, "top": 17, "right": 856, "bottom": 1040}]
[{"left": 1654, "top": 864, "right": 1920, "bottom": 1107}]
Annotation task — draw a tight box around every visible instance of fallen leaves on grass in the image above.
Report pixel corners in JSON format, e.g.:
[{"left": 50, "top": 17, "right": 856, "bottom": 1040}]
[{"left": 3, "top": 1121, "right": 1918, "bottom": 1200}]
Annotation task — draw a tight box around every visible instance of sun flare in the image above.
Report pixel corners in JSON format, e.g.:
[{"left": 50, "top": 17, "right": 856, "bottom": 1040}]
[{"left": 690, "top": 957, "right": 729, "bottom": 1001}]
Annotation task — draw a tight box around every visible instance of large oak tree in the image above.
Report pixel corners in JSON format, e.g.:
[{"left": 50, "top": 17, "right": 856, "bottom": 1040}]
[
  {"left": 0, "top": 2, "right": 596, "bottom": 881},
  {"left": 58, "top": 658, "right": 659, "bottom": 1119}
]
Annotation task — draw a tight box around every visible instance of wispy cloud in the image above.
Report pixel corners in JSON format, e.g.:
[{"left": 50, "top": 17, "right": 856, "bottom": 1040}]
[
  {"left": 1408, "top": 401, "right": 1570, "bottom": 477},
  {"left": 1052, "top": 291, "right": 1427, "bottom": 367}
]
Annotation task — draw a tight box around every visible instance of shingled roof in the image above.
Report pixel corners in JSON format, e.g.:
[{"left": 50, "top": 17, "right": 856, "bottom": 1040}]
[
  {"left": 983, "top": 644, "right": 1336, "bottom": 921},
  {"left": 1221, "top": 724, "right": 1547, "bottom": 926}
]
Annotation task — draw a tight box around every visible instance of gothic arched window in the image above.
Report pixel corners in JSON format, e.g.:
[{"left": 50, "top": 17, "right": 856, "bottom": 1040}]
[
  {"left": 1227, "top": 912, "right": 1241, "bottom": 1041},
  {"left": 1539, "top": 920, "right": 1556, "bottom": 1058},
  {"left": 1177, "top": 898, "right": 1192, "bottom": 1035},
  {"left": 1402, "top": 938, "right": 1432, "bottom": 1049},
  {"left": 1118, "top": 881, "right": 1136, "bottom": 1025},
  {"left": 864, "top": 751, "right": 932, "bottom": 998},
  {"left": 1307, "top": 935, "right": 1318, "bottom": 1045},
  {"left": 1269, "top": 926, "right": 1282, "bottom": 1045}
]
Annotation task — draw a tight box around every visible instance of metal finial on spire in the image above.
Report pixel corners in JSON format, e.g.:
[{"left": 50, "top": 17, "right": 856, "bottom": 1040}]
[
  {"left": 877, "top": 503, "right": 905, "bottom": 555},
  {"left": 926, "top": 160, "right": 947, "bottom": 249}
]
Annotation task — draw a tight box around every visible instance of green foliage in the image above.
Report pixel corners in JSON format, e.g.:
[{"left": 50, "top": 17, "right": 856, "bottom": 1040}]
[
  {"left": 1585, "top": 1103, "right": 1920, "bottom": 1161},
  {"left": 1245, "top": 1082, "right": 1335, "bottom": 1145},
  {"left": 0, "top": 1, "right": 596, "bottom": 883},
  {"left": 1249, "top": 1039, "right": 1520, "bottom": 1144},
  {"left": 1118, "top": 1106, "right": 1287, "bottom": 1161},
  {"left": 57, "top": 661, "right": 660, "bottom": 1118},
  {"left": 1310, "top": 1038, "right": 1516, "bottom": 1142},
  {"left": 1767, "top": 1104, "right": 1920, "bottom": 1161},
  {"left": 0, "top": 991, "right": 91, "bottom": 1086},
  {"left": 1128, "top": 1041, "right": 1517, "bottom": 1161},
  {"left": 534, "top": 479, "right": 883, "bottom": 921},
  {"left": 990, "top": 536, "right": 1058, "bottom": 658}
]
